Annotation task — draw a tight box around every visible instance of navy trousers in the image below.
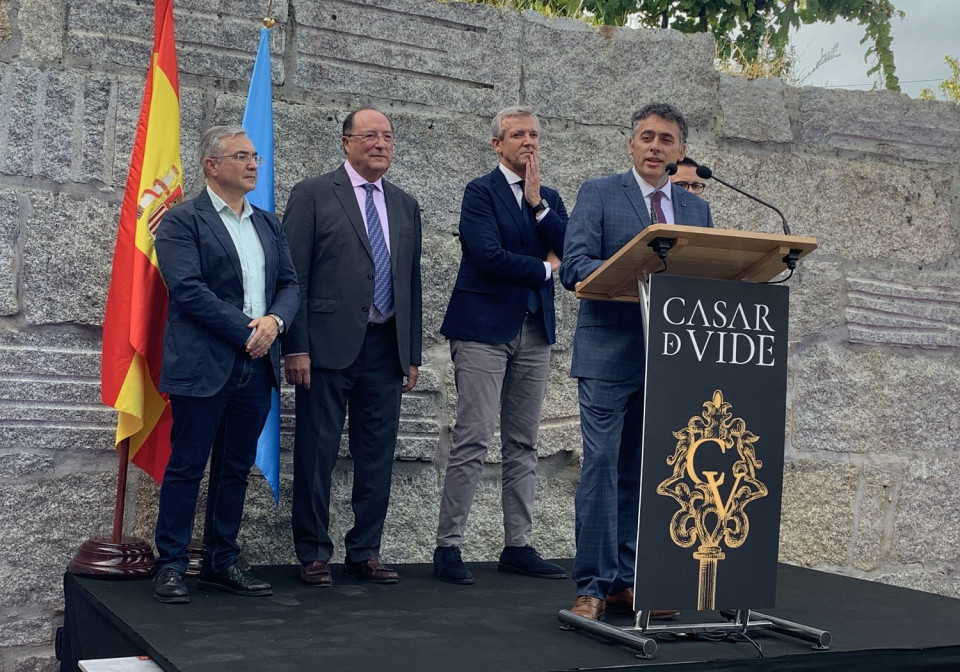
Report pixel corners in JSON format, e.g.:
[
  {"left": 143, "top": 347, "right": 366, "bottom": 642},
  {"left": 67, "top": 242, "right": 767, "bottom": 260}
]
[
  {"left": 154, "top": 355, "right": 272, "bottom": 573},
  {"left": 291, "top": 322, "right": 404, "bottom": 565},
  {"left": 572, "top": 375, "right": 645, "bottom": 599}
]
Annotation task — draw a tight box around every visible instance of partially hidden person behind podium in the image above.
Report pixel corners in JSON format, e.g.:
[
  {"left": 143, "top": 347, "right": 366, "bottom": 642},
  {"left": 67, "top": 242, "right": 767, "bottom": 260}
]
[
  {"left": 433, "top": 107, "right": 568, "bottom": 585},
  {"left": 558, "top": 103, "right": 714, "bottom": 624},
  {"left": 672, "top": 156, "right": 708, "bottom": 198},
  {"left": 152, "top": 125, "right": 300, "bottom": 604},
  {"left": 282, "top": 108, "right": 423, "bottom": 588}
]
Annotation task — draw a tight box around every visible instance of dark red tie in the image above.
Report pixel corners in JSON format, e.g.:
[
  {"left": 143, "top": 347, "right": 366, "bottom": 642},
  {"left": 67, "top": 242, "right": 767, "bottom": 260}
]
[{"left": 650, "top": 190, "right": 666, "bottom": 224}]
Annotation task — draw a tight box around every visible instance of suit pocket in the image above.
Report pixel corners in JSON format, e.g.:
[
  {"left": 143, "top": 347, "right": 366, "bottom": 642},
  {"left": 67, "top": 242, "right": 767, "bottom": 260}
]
[
  {"left": 308, "top": 298, "right": 337, "bottom": 313},
  {"left": 455, "top": 283, "right": 496, "bottom": 296},
  {"left": 161, "top": 322, "right": 202, "bottom": 384}
]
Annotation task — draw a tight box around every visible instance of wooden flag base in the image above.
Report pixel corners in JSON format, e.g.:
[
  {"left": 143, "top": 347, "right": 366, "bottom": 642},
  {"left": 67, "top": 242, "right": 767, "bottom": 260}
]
[
  {"left": 185, "top": 539, "right": 204, "bottom": 576},
  {"left": 67, "top": 438, "right": 155, "bottom": 578},
  {"left": 68, "top": 536, "right": 154, "bottom": 578}
]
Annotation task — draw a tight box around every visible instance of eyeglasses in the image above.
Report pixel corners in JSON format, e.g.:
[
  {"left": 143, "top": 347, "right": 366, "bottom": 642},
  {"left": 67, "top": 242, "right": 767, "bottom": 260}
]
[
  {"left": 674, "top": 181, "right": 706, "bottom": 195},
  {"left": 344, "top": 131, "right": 395, "bottom": 144},
  {"left": 213, "top": 151, "right": 264, "bottom": 166}
]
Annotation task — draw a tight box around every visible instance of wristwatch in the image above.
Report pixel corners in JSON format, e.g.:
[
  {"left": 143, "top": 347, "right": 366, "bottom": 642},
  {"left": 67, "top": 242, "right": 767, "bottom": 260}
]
[
  {"left": 531, "top": 199, "right": 548, "bottom": 215},
  {"left": 268, "top": 313, "right": 285, "bottom": 333}
]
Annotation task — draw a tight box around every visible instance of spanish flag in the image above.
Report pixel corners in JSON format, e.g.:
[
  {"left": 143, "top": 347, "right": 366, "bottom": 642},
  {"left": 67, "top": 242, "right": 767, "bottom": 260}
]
[{"left": 100, "top": 0, "right": 181, "bottom": 482}]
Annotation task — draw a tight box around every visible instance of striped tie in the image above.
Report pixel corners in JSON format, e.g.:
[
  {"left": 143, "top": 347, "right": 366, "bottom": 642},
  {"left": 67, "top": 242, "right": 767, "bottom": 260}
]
[{"left": 363, "top": 183, "right": 393, "bottom": 316}]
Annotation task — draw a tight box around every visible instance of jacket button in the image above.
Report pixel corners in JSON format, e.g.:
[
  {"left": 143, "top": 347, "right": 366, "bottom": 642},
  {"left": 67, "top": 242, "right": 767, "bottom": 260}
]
[
  {"left": 367, "top": 274, "right": 375, "bottom": 280},
  {"left": 361, "top": 306, "right": 368, "bottom": 312}
]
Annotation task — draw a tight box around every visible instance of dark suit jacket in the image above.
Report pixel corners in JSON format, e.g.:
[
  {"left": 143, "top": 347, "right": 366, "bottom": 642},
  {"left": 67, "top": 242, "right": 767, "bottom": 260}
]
[
  {"left": 281, "top": 164, "right": 422, "bottom": 373},
  {"left": 155, "top": 188, "right": 300, "bottom": 397},
  {"left": 560, "top": 172, "right": 714, "bottom": 382},
  {"left": 440, "top": 167, "right": 567, "bottom": 345}
]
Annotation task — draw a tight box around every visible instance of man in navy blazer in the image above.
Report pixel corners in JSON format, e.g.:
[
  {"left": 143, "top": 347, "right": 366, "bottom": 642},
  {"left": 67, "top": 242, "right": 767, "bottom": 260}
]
[
  {"left": 152, "top": 125, "right": 299, "bottom": 604},
  {"left": 434, "top": 107, "right": 568, "bottom": 584},
  {"left": 559, "top": 103, "right": 714, "bottom": 623}
]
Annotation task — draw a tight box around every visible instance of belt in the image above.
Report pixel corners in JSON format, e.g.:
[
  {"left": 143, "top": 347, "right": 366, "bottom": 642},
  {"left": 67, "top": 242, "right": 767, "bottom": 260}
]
[{"left": 367, "top": 317, "right": 396, "bottom": 330}]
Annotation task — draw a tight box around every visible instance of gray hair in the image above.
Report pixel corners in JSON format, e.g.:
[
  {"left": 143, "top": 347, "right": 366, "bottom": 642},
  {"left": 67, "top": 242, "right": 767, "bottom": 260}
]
[
  {"left": 198, "top": 125, "right": 248, "bottom": 177},
  {"left": 491, "top": 106, "right": 539, "bottom": 140},
  {"left": 631, "top": 103, "right": 689, "bottom": 144}
]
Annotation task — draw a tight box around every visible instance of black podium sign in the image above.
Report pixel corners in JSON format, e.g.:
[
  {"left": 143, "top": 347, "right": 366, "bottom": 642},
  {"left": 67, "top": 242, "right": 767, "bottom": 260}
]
[{"left": 634, "top": 274, "right": 789, "bottom": 611}]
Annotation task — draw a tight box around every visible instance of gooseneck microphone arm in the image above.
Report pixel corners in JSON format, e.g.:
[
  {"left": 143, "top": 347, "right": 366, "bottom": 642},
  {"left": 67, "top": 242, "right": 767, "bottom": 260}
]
[{"left": 695, "top": 165, "right": 791, "bottom": 235}]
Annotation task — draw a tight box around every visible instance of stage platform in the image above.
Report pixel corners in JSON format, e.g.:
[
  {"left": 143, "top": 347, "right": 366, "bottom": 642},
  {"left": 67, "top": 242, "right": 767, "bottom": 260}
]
[{"left": 61, "top": 561, "right": 960, "bottom": 672}]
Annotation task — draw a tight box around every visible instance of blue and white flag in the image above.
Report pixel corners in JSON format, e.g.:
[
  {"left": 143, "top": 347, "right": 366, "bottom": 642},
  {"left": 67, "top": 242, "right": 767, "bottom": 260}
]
[{"left": 244, "top": 27, "right": 281, "bottom": 504}]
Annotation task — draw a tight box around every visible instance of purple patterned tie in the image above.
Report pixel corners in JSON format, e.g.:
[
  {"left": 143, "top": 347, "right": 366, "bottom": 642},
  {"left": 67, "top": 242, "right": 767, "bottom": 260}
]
[
  {"left": 363, "top": 184, "right": 393, "bottom": 316},
  {"left": 650, "top": 190, "right": 666, "bottom": 224}
]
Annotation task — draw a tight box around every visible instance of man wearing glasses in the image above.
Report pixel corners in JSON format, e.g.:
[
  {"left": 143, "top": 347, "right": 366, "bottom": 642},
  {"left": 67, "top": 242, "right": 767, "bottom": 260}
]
[
  {"left": 671, "top": 157, "right": 707, "bottom": 197},
  {"left": 282, "top": 108, "right": 423, "bottom": 587},
  {"left": 152, "top": 125, "right": 299, "bottom": 603}
]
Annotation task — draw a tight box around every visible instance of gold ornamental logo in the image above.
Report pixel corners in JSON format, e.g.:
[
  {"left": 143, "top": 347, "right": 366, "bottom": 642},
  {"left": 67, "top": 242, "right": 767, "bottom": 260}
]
[{"left": 656, "top": 390, "right": 767, "bottom": 609}]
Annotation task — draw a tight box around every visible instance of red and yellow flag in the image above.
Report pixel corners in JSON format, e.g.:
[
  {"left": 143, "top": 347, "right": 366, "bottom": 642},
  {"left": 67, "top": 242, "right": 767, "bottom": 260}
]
[{"left": 101, "top": 0, "right": 182, "bottom": 482}]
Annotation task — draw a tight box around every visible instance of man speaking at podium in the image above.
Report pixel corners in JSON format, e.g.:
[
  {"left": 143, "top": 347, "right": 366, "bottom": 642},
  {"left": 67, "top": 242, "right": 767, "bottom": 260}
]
[{"left": 559, "top": 103, "right": 713, "bottom": 624}]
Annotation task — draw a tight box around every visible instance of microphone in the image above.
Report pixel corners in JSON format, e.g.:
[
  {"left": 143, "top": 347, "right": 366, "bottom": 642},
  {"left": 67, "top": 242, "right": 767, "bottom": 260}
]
[
  {"left": 695, "top": 164, "right": 791, "bottom": 235},
  {"left": 650, "top": 163, "right": 678, "bottom": 224}
]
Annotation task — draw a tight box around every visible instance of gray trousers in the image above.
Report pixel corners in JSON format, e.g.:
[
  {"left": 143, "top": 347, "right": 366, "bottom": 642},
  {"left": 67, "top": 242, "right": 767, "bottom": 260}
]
[{"left": 436, "top": 314, "right": 551, "bottom": 548}]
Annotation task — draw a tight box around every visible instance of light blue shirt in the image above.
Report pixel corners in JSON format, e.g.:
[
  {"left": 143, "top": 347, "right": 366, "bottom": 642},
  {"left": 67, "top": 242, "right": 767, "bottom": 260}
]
[{"left": 206, "top": 186, "right": 266, "bottom": 320}]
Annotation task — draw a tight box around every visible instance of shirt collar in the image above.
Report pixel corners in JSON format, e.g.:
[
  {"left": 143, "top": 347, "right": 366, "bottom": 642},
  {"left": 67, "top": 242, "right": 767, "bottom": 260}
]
[
  {"left": 344, "top": 160, "right": 383, "bottom": 192},
  {"left": 498, "top": 163, "right": 523, "bottom": 187},
  {"left": 631, "top": 167, "right": 672, "bottom": 201},
  {"left": 206, "top": 185, "right": 253, "bottom": 219}
]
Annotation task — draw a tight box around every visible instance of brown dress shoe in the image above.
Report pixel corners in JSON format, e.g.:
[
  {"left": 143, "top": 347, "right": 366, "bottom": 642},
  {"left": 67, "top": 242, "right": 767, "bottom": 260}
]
[
  {"left": 300, "top": 560, "right": 333, "bottom": 587},
  {"left": 344, "top": 556, "right": 399, "bottom": 584},
  {"left": 605, "top": 587, "right": 635, "bottom": 614},
  {"left": 649, "top": 610, "right": 680, "bottom": 620},
  {"left": 560, "top": 595, "right": 605, "bottom": 630},
  {"left": 606, "top": 588, "right": 678, "bottom": 619}
]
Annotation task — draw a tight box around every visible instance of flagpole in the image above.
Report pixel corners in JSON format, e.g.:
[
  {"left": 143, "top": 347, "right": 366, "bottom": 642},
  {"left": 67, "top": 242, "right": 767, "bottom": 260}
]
[{"left": 112, "top": 438, "right": 131, "bottom": 544}]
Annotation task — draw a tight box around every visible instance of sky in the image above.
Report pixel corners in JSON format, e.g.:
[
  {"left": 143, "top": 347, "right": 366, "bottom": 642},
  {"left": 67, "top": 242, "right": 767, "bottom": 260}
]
[{"left": 791, "top": 0, "right": 958, "bottom": 99}]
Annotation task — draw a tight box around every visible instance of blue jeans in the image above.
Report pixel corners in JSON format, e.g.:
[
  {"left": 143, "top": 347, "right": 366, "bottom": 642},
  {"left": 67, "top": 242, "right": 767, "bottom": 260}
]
[{"left": 154, "top": 355, "right": 272, "bottom": 573}]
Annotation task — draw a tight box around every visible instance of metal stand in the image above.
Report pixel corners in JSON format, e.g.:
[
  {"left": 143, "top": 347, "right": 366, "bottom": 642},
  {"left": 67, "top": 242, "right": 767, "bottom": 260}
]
[{"left": 557, "top": 608, "right": 831, "bottom": 657}]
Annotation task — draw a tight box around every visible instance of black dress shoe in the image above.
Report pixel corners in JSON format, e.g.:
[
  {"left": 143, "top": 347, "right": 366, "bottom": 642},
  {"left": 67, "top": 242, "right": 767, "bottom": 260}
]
[
  {"left": 497, "top": 545, "right": 567, "bottom": 579},
  {"left": 433, "top": 546, "right": 474, "bottom": 585},
  {"left": 197, "top": 563, "right": 273, "bottom": 596},
  {"left": 153, "top": 566, "right": 190, "bottom": 604}
]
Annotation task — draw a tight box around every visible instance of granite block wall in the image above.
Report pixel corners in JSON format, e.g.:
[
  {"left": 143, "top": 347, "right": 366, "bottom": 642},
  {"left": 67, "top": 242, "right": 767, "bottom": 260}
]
[{"left": 0, "top": 0, "right": 958, "bottom": 667}]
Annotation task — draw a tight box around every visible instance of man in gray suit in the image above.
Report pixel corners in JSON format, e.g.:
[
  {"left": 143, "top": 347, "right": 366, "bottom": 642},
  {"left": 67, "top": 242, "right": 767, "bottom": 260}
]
[
  {"left": 559, "top": 103, "right": 713, "bottom": 624},
  {"left": 282, "top": 107, "right": 422, "bottom": 587}
]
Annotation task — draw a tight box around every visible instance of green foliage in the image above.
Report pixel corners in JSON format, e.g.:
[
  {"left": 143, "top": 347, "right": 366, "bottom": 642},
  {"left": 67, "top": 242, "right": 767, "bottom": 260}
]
[
  {"left": 919, "top": 55, "right": 960, "bottom": 104},
  {"left": 615, "top": 0, "right": 903, "bottom": 91},
  {"left": 465, "top": 0, "right": 904, "bottom": 91}
]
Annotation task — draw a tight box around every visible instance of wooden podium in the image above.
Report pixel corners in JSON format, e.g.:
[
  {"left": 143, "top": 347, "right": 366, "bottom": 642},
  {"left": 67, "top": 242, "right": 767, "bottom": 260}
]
[
  {"left": 558, "top": 224, "right": 829, "bottom": 657},
  {"left": 572, "top": 223, "right": 818, "bottom": 303}
]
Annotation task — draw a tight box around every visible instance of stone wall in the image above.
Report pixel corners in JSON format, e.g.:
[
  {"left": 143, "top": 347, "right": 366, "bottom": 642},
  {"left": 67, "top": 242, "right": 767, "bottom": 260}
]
[{"left": 1, "top": 0, "right": 959, "bottom": 668}]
